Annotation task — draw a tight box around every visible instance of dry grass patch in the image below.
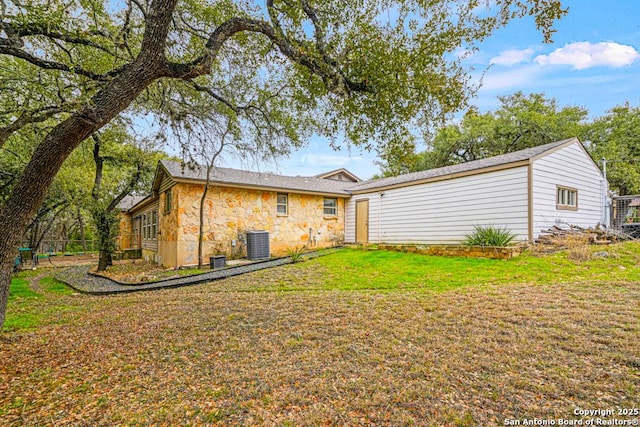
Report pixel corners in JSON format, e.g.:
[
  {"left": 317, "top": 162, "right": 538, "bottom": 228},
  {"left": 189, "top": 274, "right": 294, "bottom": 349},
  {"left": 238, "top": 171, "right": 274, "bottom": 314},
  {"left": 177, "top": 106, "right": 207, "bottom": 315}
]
[
  {"left": 91, "top": 261, "right": 207, "bottom": 283},
  {"left": 1, "top": 264, "right": 639, "bottom": 425}
]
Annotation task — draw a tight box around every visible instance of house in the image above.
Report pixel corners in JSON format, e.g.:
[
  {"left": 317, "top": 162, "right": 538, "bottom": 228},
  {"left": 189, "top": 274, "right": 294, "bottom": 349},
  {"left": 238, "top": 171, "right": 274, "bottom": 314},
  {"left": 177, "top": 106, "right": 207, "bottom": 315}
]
[
  {"left": 118, "top": 138, "right": 606, "bottom": 267},
  {"left": 345, "top": 137, "right": 606, "bottom": 244},
  {"left": 118, "top": 161, "right": 358, "bottom": 267}
]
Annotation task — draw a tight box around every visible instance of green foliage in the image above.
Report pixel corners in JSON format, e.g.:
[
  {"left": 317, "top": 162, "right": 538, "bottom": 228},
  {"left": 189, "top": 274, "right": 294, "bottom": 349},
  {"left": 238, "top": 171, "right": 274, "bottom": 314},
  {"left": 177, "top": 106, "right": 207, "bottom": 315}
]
[
  {"left": 0, "top": 2, "right": 568, "bottom": 172},
  {"left": 0, "top": 0, "right": 568, "bottom": 329},
  {"left": 380, "top": 92, "right": 588, "bottom": 176},
  {"left": 584, "top": 104, "right": 640, "bottom": 195},
  {"left": 463, "top": 225, "right": 516, "bottom": 247},
  {"left": 286, "top": 245, "right": 306, "bottom": 263},
  {"left": 375, "top": 92, "right": 640, "bottom": 197}
]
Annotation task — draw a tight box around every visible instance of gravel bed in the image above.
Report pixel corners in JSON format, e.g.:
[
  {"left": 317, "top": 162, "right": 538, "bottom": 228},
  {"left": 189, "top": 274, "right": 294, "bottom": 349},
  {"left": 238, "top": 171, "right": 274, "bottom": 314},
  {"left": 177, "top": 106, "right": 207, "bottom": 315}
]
[{"left": 55, "top": 248, "right": 341, "bottom": 294}]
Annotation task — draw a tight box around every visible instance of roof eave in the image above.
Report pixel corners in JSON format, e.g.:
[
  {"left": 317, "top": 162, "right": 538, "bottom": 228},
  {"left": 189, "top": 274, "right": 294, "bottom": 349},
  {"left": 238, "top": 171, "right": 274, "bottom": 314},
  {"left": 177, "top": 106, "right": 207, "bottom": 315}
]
[
  {"left": 171, "top": 176, "right": 351, "bottom": 198},
  {"left": 315, "top": 168, "right": 362, "bottom": 182},
  {"left": 128, "top": 194, "right": 156, "bottom": 213},
  {"left": 349, "top": 160, "right": 531, "bottom": 194},
  {"left": 529, "top": 137, "right": 604, "bottom": 178}
]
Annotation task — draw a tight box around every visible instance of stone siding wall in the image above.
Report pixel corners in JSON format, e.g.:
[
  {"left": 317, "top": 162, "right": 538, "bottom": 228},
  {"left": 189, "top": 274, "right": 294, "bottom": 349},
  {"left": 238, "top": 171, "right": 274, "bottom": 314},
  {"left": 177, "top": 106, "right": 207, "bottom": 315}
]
[{"left": 169, "top": 183, "right": 345, "bottom": 267}]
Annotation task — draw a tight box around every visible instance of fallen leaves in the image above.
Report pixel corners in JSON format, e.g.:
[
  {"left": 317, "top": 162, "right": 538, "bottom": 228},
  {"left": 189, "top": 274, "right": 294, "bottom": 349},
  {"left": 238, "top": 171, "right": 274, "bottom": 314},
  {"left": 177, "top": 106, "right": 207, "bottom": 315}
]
[{"left": 1, "top": 262, "right": 639, "bottom": 425}]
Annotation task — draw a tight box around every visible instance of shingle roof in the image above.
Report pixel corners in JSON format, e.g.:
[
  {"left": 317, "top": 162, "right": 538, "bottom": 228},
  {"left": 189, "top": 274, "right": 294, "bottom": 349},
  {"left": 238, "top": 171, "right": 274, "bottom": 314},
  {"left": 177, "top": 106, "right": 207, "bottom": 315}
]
[
  {"left": 348, "top": 138, "right": 581, "bottom": 192},
  {"left": 160, "top": 160, "right": 354, "bottom": 196},
  {"left": 314, "top": 168, "right": 362, "bottom": 182},
  {"left": 117, "top": 195, "right": 148, "bottom": 211},
  {"left": 150, "top": 138, "right": 587, "bottom": 200}
]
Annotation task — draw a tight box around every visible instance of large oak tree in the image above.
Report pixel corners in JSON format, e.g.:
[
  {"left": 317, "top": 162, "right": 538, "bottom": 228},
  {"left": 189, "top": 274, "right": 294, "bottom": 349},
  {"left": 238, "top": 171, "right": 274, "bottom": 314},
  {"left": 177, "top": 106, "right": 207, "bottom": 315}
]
[
  {"left": 0, "top": 0, "right": 566, "bottom": 328},
  {"left": 379, "top": 92, "right": 588, "bottom": 176},
  {"left": 585, "top": 105, "right": 640, "bottom": 195}
]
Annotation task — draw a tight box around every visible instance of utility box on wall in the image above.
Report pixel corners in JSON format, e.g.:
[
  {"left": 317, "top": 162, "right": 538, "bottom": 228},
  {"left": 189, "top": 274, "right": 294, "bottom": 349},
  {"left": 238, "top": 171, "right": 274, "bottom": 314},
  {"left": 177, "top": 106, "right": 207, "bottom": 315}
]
[{"left": 246, "top": 230, "right": 270, "bottom": 260}]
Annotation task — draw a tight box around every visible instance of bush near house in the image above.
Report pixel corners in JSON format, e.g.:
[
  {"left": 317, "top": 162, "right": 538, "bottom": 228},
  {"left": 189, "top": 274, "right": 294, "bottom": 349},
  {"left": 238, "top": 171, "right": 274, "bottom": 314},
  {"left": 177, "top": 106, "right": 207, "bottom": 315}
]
[
  {"left": 285, "top": 245, "right": 307, "bottom": 263},
  {"left": 464, "top": 224, "right": 517, "bottom": 247}
]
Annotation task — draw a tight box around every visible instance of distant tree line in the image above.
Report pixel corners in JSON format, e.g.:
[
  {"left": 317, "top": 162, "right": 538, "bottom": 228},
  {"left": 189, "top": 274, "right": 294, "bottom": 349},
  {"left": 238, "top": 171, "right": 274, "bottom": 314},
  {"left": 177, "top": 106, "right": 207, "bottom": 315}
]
[{"left": 377, "top": 92, "right": 640, "bottom": 196}]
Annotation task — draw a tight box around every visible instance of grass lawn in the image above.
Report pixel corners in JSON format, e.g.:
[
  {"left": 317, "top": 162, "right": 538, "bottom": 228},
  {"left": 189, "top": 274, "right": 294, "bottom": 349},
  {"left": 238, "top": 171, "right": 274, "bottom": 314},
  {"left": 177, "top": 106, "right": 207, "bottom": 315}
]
[{"left": 1, "top": 244, "right": 639, "bottom": 426}]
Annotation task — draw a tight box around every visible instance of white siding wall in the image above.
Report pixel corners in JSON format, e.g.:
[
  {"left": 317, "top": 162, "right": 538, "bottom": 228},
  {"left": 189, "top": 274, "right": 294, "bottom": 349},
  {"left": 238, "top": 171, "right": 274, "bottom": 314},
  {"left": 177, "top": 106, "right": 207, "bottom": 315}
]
[
  {"left": 345, "top": 193, "right": 381, "bottom": 243},
  {"left": 532, "top": 143, "right": 604, "bottom": 235},
  {"left": 345, "top": 166, "right": 529, "bottom": 244}
]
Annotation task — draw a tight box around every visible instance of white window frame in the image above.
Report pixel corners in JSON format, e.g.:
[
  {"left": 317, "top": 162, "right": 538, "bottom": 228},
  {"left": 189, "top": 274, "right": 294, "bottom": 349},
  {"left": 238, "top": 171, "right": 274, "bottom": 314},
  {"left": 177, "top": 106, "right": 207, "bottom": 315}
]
[
  {"left": 557, "top": 186, "right": 578, "bottom": 211},
  {"left": 142, "top": 214, "right": 148, "bottom": 239},
  {"left": 277, "top": 193, "right": 288, "bottom": 215},
  {"left": 323, "top": 198, "right": 337, "bottom": 216}
]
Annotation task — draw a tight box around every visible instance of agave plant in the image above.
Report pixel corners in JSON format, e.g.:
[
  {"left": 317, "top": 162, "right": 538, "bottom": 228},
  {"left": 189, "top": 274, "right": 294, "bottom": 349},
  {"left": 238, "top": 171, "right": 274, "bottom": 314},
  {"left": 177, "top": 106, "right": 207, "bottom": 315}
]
[
  {"left": 464, "top": 225, "right": 516, "bottom": 247},
  {"left": 286, "top": 245, "right": 307, "bottom": 263}
]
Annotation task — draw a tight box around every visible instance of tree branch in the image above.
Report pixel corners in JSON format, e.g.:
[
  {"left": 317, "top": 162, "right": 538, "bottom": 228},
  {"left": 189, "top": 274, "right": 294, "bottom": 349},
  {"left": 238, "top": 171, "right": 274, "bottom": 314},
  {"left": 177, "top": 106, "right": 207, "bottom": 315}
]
[
  {"left": 107, "top": 160, "right": 145, "bottom": 212},
  {"left": 0, "top": 45, "right": 110, "bottom": 81},
  {"left": 1, "top": 22, "right": 115, "bottom": 54},
  {"left": 164, "top": 16, "right": 369, "bottom": 96},
  {"left": 300, "top": 0, "right": 327, "bottom": 56},
  {"left": 0, "top": 103, "right": 77, "bottom": 148},
  {"left": 188, "top": 82, "right": 239, "bottom": 113},
  {"left": 91, "top": 134, "right": 104, "bottom": 199}
]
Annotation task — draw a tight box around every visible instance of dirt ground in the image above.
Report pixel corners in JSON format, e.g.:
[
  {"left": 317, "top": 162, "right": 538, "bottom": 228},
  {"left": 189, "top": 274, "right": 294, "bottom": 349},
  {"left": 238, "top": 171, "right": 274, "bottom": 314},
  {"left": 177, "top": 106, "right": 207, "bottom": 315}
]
[
  {"left": 27, "top": 253, "right": 98, "bottom": 269},
  {"left": 1, "top": 263, "right": 639, "bottom": 426}
]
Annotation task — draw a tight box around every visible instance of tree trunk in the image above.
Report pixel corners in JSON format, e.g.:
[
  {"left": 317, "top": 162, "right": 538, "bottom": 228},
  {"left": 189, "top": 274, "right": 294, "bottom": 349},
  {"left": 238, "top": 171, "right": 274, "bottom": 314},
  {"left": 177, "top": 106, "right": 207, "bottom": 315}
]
[
  {"left": 198, "top": 183, "right": 210, "bottom": 269},
  {"left": 0, "top": 53, "right": 168, "bottom": 330},
  {"left": 35, "top": 204, "right": 69, "bottom": 253},
  {"left": 77, "top": 208, "right": 87, "bottom": 252},
  {"left": 97, "top": 252, "right": 112, "bottom": 271},
  {"left": 0, "top": 0, "right": 249, "bottom": 329},
  {"left": 61, "top": 224, "right": 68, "bottom": 253},
  {"left": 93, "top": 207, "right": 119, "bottom": 273},
  {"left": 28, "top": 219, "right": 39, "bottom": 249}
]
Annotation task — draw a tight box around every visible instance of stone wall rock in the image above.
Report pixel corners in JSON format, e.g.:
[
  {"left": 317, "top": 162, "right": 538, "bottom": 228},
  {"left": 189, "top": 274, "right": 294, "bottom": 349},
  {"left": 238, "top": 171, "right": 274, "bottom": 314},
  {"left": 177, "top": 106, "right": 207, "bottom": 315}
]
[
  {"left": 169, "top": 183, "right": 345, "bottom": 267},
  {"left": 377, "top": 244, "right": 522, "bottom": 259}
]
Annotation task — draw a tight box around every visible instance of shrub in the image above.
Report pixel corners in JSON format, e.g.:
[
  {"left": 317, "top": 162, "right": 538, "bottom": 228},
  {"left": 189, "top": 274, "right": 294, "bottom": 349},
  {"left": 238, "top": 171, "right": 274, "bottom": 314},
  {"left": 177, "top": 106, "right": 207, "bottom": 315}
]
[
  {"left": 286, "top": 245, "right": 306, "bottom": 263},
  {"left": 464, "top": 225, "right": 516, "bottom": 247},
  {"left": 559, "top": 234, "right": 592, "bottom": 262}
]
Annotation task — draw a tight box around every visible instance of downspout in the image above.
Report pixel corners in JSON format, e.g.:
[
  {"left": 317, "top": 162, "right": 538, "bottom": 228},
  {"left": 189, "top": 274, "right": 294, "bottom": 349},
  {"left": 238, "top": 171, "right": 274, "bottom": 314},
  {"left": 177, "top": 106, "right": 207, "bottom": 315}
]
[
  {"left": 602, "top": 158, "right": 609, "bottom": 226},
  {"left": 378, "top": 192, "right": 383, "bottom": 243},
  {"left": 527, "top": 162, "right": 534, "bottom": 243}
]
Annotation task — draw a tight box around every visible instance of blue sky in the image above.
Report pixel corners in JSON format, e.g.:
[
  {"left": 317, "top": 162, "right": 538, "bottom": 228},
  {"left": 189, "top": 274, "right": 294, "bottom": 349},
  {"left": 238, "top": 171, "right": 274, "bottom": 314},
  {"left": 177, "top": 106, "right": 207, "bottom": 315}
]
[{"left": 228, "top": 0, "right": 640, "bottom": 180}]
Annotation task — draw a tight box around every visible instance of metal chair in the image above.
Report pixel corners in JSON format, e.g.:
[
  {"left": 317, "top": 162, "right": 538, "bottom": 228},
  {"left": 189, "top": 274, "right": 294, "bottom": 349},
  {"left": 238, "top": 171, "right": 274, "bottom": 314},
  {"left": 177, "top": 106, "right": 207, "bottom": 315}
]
[{"left": 19, "top": 248, "right": 38, "bottom": 268}]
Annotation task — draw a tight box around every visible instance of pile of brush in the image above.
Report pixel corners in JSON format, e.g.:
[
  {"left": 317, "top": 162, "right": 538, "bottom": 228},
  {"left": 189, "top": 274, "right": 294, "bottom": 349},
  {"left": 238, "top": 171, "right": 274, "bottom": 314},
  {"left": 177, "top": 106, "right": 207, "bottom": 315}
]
[{"left": 535, "top": 223, "right": 634, "bottom": 245}]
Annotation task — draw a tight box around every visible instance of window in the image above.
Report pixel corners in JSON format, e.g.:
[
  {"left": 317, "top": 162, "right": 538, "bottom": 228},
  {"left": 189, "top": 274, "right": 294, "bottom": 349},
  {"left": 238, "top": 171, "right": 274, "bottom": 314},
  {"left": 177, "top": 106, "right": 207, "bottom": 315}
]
[
  {"left": 164, "top": 188, "right": 172, "bottom": 214},
  {"left": 557, "top": 186, "right": 578, "bottom": 210},
  {"left": 151, "top": 210, "right": 157, "bottom": 240},
  {"left": 323, "top": 198, "right": 337, "bottom": 216},
  {"left": 142, "top": 214, "right": 148, "bottom": 239},
  {"left": 277, "top": 193, "right": 288, "bottom": 215},
  {"left": 142, "top": 210, "right": 158, "bottom": 240}
]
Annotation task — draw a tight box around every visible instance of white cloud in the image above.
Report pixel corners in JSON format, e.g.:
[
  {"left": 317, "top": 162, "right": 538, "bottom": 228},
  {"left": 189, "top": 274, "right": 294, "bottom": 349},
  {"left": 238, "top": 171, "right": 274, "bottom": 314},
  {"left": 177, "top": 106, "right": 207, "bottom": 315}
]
[
  {"left": 490, "top": 48, "right": 535, "bottom": 66},
  {"left": 474, "top": 64, "right": 542, "bottom": 92},
  {"left": 534, "top": 41, "right": 640, "bottom": 70}
]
